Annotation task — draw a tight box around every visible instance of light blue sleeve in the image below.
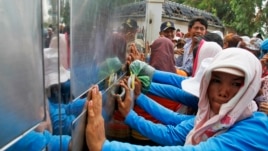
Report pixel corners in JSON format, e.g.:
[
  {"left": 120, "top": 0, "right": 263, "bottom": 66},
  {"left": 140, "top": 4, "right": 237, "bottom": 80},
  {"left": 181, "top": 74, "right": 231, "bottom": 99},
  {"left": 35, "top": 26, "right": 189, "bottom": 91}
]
[
  {"left": 49, "top": 102, "right": 76, "bottom": 135},
  {"left": 6, "top": 130, "right": 71, "bottom": 151},
  {"left": 125, "top": 110, "right": 194, "bottom": 145},
  {"left": 102, "top": 140, "right": 204, "bottom": 151},
  {"left": 104, "top": 112, "right": 268, "bottom": 151},
  {"left": 136, "top": 94, "right": 194, "bottom": 125},
  {"left": 148, "top": 82, "right": 198, "bottom": 109},
  {"left": 65, "top": 98, "right": 86, "bottom": 117},
  {"left": 152, "top": 70, "right": 186, "bottom": 88},
  {"left": 6, "top": 131, "right": 48, "bottom": 151},
  {"left": 43, "top": 130, "right": 71, "bottom": 151}
]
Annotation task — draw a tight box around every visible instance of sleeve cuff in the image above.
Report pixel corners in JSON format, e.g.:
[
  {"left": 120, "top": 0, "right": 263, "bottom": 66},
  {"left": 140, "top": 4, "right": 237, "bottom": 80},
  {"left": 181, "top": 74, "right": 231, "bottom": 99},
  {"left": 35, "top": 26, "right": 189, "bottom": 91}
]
[
  {"left": 124, "top": 110, "right": 138, "bottom": 125},
  {"left": 136, "top": 93, "right": 146, "bottom": 105},
  {"left": 102, "top": 140, "right": 111, "bottom": 151},
  {"left": 45, "top": 132, "right": 71, "bottom": 151}
]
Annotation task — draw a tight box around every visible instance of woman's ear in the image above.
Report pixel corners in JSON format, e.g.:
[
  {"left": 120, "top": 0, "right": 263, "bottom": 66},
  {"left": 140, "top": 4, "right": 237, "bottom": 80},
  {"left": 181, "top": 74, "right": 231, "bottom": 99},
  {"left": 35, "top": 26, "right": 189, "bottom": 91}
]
[{"left": 223, "top": 42, "right": 228, "bottom": 48}]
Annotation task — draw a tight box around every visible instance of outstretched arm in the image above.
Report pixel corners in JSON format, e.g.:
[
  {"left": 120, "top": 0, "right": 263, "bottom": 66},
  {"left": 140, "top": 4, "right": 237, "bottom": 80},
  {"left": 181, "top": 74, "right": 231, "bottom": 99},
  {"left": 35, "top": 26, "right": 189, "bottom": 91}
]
[
  {"left": 136, "top": 93, "right": 194, "bottom": 125},
  {"left": 148, "top": 82, "right": 198, "bottom": 109},
  {"left": 65, "top": 98, "right": 86, "bottom": 117},
  {"left": 117, "top": 77, "right": 193, "bottom": 125},
  {"left": 102, "top": 113, "right": 268, "bottom": 150},
  {"left": 116, "top": 80, "right": 194, "bottom": 145},
  {"left": 152, "top": 70, "right": 186, "bottom": 87},
  {"left": 125, "top": 110, "right": 194, "bottom": 145}
]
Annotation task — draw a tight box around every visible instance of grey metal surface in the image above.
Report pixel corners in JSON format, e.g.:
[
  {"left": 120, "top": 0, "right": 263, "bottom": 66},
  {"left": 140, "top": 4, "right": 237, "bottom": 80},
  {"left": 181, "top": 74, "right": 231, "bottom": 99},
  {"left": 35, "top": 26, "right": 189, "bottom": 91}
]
[
  {"left": 0, "top": 0, "right": 225, "bottom": 149},
  {"left": 71, "top": 0, "right": 126, "bottom": 98},
  {"left": 0, "top": 0, "right": 44, "bottom": 149},
  {"left": 70, "top": 1, "right": 130, "bottom": 150},
  {"left": 71, "top": 72, "right": 126, "bottom": 151}
]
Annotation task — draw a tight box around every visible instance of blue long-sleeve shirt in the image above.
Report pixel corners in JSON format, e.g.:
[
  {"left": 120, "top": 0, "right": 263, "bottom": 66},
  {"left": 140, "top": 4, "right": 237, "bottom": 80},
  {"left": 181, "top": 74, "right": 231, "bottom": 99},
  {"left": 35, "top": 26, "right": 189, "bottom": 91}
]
[
  {"left": 152, "top": 70, "right": 186, "bottom": 87},
  {"left": 7, "top": 130, "right": 71, "bottom": 151},
  {"left": 126, "top": 94, "right": 194, "bottom": 145},
  {"left": 49, "top": 98, "right": 86, "bottom": 135},
  {"left": 102, "top": 112, "right": 268, "bottom": 151},
  {"left": 149, "top": 70, "right": 199, "bottom": 109},
  {"left": 135, "top": 94, "right": 194, "bottom": 126},
  {"left": 149, "top": 82, "right": 198, "bottom": 109},
  {"left": 150, "top": 70, "right": 198, "bottom": 109}
]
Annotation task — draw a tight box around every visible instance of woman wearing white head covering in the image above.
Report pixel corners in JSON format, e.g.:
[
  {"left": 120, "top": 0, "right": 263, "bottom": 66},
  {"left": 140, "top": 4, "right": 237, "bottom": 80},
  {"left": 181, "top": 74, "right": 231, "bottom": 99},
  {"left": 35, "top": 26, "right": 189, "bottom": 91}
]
[
  {"left": 185, "top": 48, "right": 261, "bottom": 144},
  {"left": 85, "top": 48, "right": 268, "bottom": 150},
  {"left": 49, "top": 34, "right": 69, "bottom": 69},
  {"left": 138, "top": 41, "right": 222, "bottom": 109}
]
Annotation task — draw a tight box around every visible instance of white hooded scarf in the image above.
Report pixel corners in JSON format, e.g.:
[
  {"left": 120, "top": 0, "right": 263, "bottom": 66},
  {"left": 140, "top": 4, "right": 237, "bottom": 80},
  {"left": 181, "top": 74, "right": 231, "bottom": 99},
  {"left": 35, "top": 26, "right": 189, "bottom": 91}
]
[{"left": 186, "top": 48, "right": 261, "bottom": 145}]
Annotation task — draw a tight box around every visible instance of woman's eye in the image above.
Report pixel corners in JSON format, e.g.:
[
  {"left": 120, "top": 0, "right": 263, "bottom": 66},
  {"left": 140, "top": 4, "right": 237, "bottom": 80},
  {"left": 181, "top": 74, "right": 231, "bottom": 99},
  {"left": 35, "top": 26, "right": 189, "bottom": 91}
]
[
  {"left": 232, "top": 82, "right": 243, "bottom": 87},
  {"left": 211, "top": 78, "right": 220, "bottom": 83}
]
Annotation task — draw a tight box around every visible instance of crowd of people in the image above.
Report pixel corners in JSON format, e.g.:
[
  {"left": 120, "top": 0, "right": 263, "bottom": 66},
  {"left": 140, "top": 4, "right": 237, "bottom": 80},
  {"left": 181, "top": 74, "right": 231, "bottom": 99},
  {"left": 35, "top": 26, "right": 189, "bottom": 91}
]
[
  {"left": 8, "top": 16, "right": 268, "bottom": 151},
  {"left": 84, "top": 17, "right": 268, "bottom": 150}
]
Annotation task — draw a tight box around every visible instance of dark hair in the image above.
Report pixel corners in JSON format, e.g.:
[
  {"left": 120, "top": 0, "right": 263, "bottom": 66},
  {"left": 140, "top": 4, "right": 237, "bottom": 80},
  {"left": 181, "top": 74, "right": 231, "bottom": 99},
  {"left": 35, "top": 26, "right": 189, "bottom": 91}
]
[
  {"left": 191, "top": 32, "right": 223, "bottom": 58},
  {"left": 256, "top": 33, "right": 263, "bottom": 40},
  {"left": 122, "top": 19, "right": 138, "bottom": 30},
  {"left": 203, "top": 32, "right": 223, "bottom": 47},
  {"left": 177, "top": 39, "right": 186, "bottom": 48},
  {"left": 188, "top": 17, "right": 208, "bottom": 29},
  {"left": 64, "top": 25, "right": 70, "bottom": 35},
  {"left": 192, "top": 32, "right": 223, "bottom": 59}
]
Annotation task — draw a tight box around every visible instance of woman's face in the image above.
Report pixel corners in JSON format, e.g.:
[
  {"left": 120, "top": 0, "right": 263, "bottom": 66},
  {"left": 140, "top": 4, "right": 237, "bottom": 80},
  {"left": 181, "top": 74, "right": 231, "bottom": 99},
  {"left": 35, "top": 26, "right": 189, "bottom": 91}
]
[
  {"left": 260, "top": 53, "right": 268, "bottom": 67},
  {"left": 207, "top": 71, "right": 244, "bottom": 114}
]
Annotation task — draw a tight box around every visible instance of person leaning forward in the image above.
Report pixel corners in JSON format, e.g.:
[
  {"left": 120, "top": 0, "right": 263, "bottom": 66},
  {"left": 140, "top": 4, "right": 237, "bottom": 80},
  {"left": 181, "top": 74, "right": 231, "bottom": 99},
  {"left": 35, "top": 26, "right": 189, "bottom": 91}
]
[{"left": 85, "top": 48, "right": 268, "bottom": 151}]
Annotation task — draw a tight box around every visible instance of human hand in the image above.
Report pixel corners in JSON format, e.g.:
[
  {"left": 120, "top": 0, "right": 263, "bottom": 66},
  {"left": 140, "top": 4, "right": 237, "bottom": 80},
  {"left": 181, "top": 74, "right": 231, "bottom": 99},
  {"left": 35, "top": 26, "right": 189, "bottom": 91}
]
[
  {"left": 145, "top": 41, "right": 150, "bottom": 54},
  {"left": 122, "top": 76, "right": 142, "bottom": 99},
  {"left": 260, "top": 53, "right": 268, "bottom": 67},
  {"left": 35, "top": 114, "right": 52, "bottom": 133},
  {"left": 85, "top": 85, "right": 106, "bottom": 151},
  {"left": 116, "top": 79, "right": 133, "bottom": 117},
  {"left": 125, "top": 32, "right": 135, "bottom": 42},
  {"left": 35, "top": 105, "right": 52, "bottom": 133},
  {"left": 259, "top": 101, "right": 268, "bottom": 115},
  {"left": 126, "top": 43, "right": 145, "bottom": 66},
  {"left": 134, "top": 77, "right": 142, "bottom": 100},
  {"left": 174, "top": 48, "right": 184, "bottom": 55}
]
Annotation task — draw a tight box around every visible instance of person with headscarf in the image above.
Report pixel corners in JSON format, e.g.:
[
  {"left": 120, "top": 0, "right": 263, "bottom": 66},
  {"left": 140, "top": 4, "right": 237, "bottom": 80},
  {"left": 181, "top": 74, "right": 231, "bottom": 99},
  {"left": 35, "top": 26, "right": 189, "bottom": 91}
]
[
  {"left": 149, "top": 37, "right": 177, "bottom": 73},
  {"left": 85, "top": 48, "right": 268, "bottom": 150},
  {"left": 124, "top": 41, "right": 221, "bottom": 116},
  {"left": 243, "top": 37, "right": 263, "bottom": 58},
  {"left": 254, "top": 40, "right": 268, "bottom": 116},
  {"left": 255, "top": 45, "right": 268, "bottom": 115},
  {"left": 132, "top": 41, "right": 221, "bottom": 96},
  {"left": 259, "top": 40, "right": 268, "bottom": 78},
  {"left": 127, "top": 40, "right": 222, "bottom": 92},
  {"left": 49, "top": 29, "right": 70, "bottom": 70},
  {"left": 130, "top": 37, "right": 180, "bottom": 144},
  {"left": 44, "top": 47, "right": 86, "bottom": 135},
  {"left": 144, "top": 41, "right": 222, "bottom": 112}
]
